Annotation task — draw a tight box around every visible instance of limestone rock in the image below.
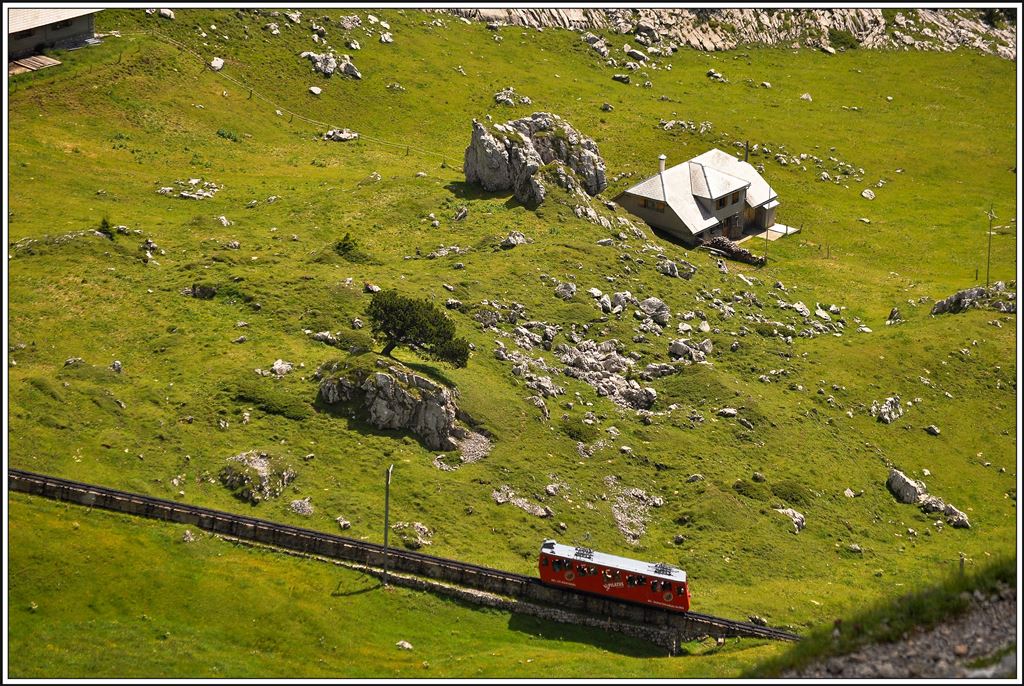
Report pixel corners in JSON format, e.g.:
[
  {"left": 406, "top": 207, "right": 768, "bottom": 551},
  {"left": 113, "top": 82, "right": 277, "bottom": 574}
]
[
  {"left": 463, "top": 113, "right": 607, "bottom": 207},
  {"left": 886, "top": 468, "right": 926, "bottom": 504},
  {"left": 775, "top": 507, "right": 805, "bottom": 533},
  {"left": 317, "top": 363, "right": 463, "bottom": 451},
  {"left": 871, "top": 395, "right": 903, "bottom": 424}
]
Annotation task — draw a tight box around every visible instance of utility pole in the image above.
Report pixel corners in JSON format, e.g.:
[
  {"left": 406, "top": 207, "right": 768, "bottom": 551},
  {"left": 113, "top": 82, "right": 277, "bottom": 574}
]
[
  {"left": 382, "top": 463, "right": 394, "bottom": 587},
  {"left": 985, "top": 204, "right": 996, "bottom": 291}
]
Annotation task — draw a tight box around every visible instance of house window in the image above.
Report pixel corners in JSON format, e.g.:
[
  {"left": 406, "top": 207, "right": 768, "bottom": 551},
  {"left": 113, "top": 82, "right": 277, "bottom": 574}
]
[
  {"left": 52, "top": 19, "right": 75, "bottom": 30},
  {"left": 642, "top": 198, "right": 666, "bottom": 213},
  {"left": 12, "top": 28, "right": 37, "bottom": 39},
  {"left": 716, "top": 197, "right": 727, "bottom": 210},
  {"left": 731, "top": 191, "right": 740, "bottom": 204}
]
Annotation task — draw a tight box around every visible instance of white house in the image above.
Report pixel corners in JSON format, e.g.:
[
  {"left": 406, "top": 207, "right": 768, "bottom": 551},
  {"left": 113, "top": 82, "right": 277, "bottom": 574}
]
[
  {"left": 617, "top": 148, "right": 780, "bottom": 245},
  {"left": 8, "top": 8, "right": 102, "bottom": 60}
]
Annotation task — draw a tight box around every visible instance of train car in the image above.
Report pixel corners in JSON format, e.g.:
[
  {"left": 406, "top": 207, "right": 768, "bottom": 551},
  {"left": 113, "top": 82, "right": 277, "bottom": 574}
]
[{"left": 538, "top": 539, "right": 690, "bottom": 612}]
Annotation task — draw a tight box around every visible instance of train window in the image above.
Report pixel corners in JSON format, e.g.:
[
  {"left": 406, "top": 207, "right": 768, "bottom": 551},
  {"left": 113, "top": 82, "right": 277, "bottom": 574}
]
[
  {"left": 650, "top": 581, "right": 658, "bottom": 592},
  {"left": 577, "top": 566, "right": 586, "bottom": 577},
  {"left": 677, "top": 585, "right": 686, "bottom": 595},
  {"left": 541, "top": 557, "right": 548, "bottom": 566},
  {"left": 553, "top": 560, "right": 562, "bottom": 571}
]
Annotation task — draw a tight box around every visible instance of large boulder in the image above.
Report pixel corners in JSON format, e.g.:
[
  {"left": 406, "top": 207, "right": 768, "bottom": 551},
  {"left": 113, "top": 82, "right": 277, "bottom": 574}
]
[
  {"left": 318, "top": 363, "right": 462, "bottom": 450},
  {"left": 219, "top": 450, "right": 297, "bottom": 504},
  {"left": 464, "top": 112, "right": 607, "bottom": 207},
  {"left": 886, "top": 468, "right": 926, "bottom": 504}
]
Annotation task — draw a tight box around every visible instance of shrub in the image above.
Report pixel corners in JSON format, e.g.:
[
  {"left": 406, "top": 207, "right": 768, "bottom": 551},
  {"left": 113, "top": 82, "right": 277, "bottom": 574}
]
[
  {"left": 97, "top": 216, "right": 114, "bottom": 240},
  {"left": 216, "top": 128, "right": 239, "bottom": 142},
  {"left": 771, "top": 479, "right": 814, "bottom": 507},
  {"left": 333, "top": 233, "right": 377, "bottom": 264},
  {"left": 365, "top": 290, "right": 470, "bottom": 367},
  {"left": 828, "top": 28, "right": 859, "bottom": 50},
  {"left": 733, "top": 479, "right": 772, "bottom": 501}
]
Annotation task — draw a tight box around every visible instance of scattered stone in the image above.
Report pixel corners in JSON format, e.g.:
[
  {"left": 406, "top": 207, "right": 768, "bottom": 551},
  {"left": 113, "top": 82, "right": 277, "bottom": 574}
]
[
  {"left": 554, "top": 282, "right": 577, "bottom": 300},
  {"left": 870, "top": 395, "right": 903, "bottom": 424},
  {"left": 324, "top": 128, "right": 359, "bottom": 141},
  {"left": 396, "top": 640, "right": 414, "bottom": 650},
  {"left": 925, "top": 424, "right": 941, "bottom": 436},
  {"left": 500, "top": 231, "right": 528, "bottom": 249},
  {"left": 209, "top": 57, "right": 224, "bottom": 71},
  {"left": 775, "top": 507, "right": 805, "bottom": 533},
  {"left": 861, "top": 188, "right": 876, "bottom": 200},
  {"left": 289, "top": 497, "right": 314, "bottom": 516},
  {"left": 219, "top": 450, "right": 297, "bottom": 504}
]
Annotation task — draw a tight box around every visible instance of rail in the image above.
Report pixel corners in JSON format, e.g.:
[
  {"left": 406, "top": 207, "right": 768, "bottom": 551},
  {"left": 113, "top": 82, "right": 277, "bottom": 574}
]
[{"left": 8, "top": 468, "right": 800, "bottom": 644}]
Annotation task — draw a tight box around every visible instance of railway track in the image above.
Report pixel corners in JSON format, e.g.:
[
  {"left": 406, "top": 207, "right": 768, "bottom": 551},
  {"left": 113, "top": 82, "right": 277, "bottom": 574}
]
[{"left": 9, "top": 468, "right": 800, "bottom": 644}]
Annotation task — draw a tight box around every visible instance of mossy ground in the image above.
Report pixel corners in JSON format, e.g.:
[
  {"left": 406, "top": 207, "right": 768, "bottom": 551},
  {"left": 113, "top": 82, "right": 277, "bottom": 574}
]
[{"left": 6, "top": 8, "right": 1017, "bottom": 677}]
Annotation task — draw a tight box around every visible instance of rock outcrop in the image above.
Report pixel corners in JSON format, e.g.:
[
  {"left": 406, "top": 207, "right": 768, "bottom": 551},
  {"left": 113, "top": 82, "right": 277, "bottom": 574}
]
[
  {"left": 219, "top": 450, "right": 297, "bottom": 504},
  {"left": 931, "top": 282, "right": 1016, "bottom": 315},
  {"left": 431, "top": 9, "right": 1015, "bottom": 60},
  {"left": 871, "top": 395, "right": 904, "bottom": 424},
  {"left": 886, "top": 468, "right": 971, "bottom": 528},
  {"left": 317, "top": 361, "right": 470, "bottom": 451},
  {"left": 557, "top": 339, "right": 657, "bottom": 410},
  {"left": 300, "top": 51, "right": 361, "bottom": 78},
  {"left": 463, "top": 112, "right": 607, "bottom": 207}
]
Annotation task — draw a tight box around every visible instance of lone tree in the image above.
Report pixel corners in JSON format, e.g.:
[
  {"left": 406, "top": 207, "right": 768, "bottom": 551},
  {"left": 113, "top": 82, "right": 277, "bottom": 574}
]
[{"left": 365, "top": 289, "right": 470, "bottom": 367}]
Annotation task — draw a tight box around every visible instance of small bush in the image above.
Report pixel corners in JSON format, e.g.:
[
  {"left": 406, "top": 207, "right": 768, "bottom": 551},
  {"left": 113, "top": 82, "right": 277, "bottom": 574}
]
[
  {"left": 560, "top": 417, "right": 600, "bottom": 443},
  {"left": 828, "top": 28, "right": 859, "bottom": 50},
  {"left": 333, "top": 233, "right": 377, "bottom": 264},
  {"left": 771, "top": 479, "right": 814, "bottom": 507},
  {"left": 733, "top": 479, "right": 772, "bottom": 502},
  {"left": 97, "top": 216, "right": 114, "bottom": 240},
  {"left": 216, "top": 128, "right": 239, "bottom": 142}
]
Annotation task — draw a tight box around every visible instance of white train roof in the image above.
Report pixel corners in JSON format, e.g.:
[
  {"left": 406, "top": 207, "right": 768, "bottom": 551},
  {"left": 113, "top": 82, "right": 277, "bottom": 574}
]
[{"left": 541, "top": 540, "right": 687, "bottom": 582}]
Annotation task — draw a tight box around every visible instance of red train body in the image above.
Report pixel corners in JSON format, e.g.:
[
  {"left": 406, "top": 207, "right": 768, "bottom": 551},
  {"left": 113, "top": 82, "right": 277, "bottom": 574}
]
[{"left": 537, "top": 539, "right": 691, "bottom": 612}]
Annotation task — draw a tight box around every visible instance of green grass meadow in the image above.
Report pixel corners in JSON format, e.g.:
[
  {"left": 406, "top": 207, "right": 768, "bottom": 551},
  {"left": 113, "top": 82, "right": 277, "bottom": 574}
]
[{"left": 6, "top": 8, "right": 1018, "bottom": 677}]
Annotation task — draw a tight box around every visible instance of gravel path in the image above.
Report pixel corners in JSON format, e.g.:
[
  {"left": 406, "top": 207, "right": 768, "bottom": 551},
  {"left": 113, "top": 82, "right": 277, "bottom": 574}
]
[{"left": 785, "top": 586, "right": 1017, "bottom": 679}]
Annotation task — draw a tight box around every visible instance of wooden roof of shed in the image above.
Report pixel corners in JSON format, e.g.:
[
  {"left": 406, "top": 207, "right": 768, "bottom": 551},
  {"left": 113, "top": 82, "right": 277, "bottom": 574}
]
[{"left": 8, "top": 8, "right": 101, "bottom": 34}]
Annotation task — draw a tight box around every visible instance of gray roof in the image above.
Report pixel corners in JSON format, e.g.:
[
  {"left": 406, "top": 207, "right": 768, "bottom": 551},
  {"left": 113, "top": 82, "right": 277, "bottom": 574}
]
[
  {"left": 691, "top": 148, "right": 777, "bottom": 207},
  {"left": 8, "top": 9, "right": 101, "bottom": 34},
  {"left": 541, "top": 540, "right": 687, "bottom": 582},
  {"left": 623, "top": 148, "right": 778, "bottom": 235},
  {"left": 689, "top": 160, "right": 749, "bottom": 200}
]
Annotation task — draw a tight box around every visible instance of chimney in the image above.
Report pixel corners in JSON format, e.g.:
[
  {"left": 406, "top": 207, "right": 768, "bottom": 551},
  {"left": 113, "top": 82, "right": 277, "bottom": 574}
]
[{"left": 658, "top": 154, "right": 667, "bottom": 173}]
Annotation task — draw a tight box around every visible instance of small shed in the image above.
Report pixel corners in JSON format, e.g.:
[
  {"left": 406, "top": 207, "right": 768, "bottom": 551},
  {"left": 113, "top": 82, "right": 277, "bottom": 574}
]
[
  {"left": 617, "top": 148, "right": 781, "bottom": 246},
  {"left": 8, "top": 8, "right": 102, "bottom": 60}
]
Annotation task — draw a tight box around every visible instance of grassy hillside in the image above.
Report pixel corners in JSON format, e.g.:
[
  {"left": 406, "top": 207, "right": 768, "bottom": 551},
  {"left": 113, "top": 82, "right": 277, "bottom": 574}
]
[
  {"left": 6, "top": 8, "right": 1017, "bottom": 676},
  {"left": 7, "top": 493, "right": 779, "bottom": 678}
]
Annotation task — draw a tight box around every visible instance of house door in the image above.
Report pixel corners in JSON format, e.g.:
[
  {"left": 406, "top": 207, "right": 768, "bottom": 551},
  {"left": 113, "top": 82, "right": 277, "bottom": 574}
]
[{"left": 726, "top": 214, "right": 741, "bottom": 239}]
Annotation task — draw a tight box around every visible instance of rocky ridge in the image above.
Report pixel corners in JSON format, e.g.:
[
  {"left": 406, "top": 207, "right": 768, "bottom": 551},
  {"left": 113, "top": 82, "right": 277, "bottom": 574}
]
[{"left": 433, "top": 8, "right": 1015, "bottom": 60}]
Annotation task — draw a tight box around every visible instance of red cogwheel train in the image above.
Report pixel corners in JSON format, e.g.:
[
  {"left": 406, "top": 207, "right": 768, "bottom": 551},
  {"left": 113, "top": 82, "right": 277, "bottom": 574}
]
[{"left": 538, "top": 539, "right": 691, "bottom": 612}]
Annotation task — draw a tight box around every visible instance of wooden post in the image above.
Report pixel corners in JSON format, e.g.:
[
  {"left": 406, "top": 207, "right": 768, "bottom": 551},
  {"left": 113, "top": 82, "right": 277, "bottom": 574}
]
[
  {"left": 959, "top": 551, "right": 965, "bottom": 576},
  {"left": 382, "top": 464, "right": 394, "bottom": 587},
  {"left": 986, "top": 205, "right": 995, "bottom": 292}
]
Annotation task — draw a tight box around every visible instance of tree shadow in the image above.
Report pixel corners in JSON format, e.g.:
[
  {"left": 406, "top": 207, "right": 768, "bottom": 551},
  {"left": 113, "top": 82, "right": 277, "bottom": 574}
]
[
  {"left": 400, "top": 360, "right": 458, "bottom": 388},
  {"left": 506, "top": 613, "right": 670, "bottom": 658},
  {"left": 331, "top": 575, "right": 382, "bottom": 597},
  {"left": 444, "top": 181, "right": 524, "bottom": 211}
]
